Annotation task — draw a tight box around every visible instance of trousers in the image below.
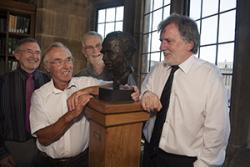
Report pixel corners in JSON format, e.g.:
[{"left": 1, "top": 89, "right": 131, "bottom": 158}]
[
  {"left": 142, "top": 141, "right": 197, "bottom": 167},
  {"left": 5, "top": 138, "right": 38, "bottom": 167}
]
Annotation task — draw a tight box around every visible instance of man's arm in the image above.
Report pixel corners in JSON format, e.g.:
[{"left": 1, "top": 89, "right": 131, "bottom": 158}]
[
  {"left": 67, "top": 86, "right": 99, "bottom": 112},
  {"left": 194, "top": 69, "right": 230, "bottom": 167},
  {"left": 35, "top": 94, "right": 93, "bottom": 146},
  {"left": 67, "top": 85, "right": 140, "bottom": 111}
]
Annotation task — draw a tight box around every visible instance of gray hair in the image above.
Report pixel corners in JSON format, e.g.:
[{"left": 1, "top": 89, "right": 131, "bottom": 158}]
[
  {"left": 15, "top": 37, "right": 39, "bottom": 52},
  {"left": 81, "top": 31, "right": 103, "bottom": 47},
  {"left": 43, "top": 42, "right": 73, "bottom": 65},
  {"left": 158, "top": 13, "right": 200, "bottom": 54}
]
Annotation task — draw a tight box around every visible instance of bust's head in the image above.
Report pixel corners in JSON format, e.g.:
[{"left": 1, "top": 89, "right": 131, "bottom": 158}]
[{"left": 101, "top": 31, "right": 137, "bottom": 88}]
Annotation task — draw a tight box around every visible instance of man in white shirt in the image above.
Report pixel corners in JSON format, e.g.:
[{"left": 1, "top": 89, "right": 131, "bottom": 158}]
[
  {"left": 141, "top": 14, "right": 230, "bottom": 167},
  {"left": 30, "top": 42, "right": 139, "bottom": 167}
]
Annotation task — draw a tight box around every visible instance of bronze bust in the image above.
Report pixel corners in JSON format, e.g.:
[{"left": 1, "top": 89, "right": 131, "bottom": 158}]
[
  {"left": 101, "top": 31, "right": 137, "bottom": 89},
  {"left": 99, "top": 31, "right": 137, "bottom": 102}
]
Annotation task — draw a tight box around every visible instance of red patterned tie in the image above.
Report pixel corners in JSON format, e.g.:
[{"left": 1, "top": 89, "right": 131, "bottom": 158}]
[{"left": 25, "top": 74, "right": 34, "bottom": 132}]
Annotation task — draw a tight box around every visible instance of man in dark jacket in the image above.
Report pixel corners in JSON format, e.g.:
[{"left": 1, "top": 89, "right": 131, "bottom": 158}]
[{"left": 0, "top": 38, "right": 50, "bottom": 167}]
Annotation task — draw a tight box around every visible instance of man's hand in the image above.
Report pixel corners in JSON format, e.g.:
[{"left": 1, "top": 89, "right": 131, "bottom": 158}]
[
  {"left": 141, "top": 91, "right": 162, "bottom": 112},
  {"left": 131, "top": 86, "right": 140, "bottom": 102},
  {"left": 71, "top": 94, "right": 93, "bottom": 119},
  {"left": 67, "top": 91, "right": 85, "bottom": 112},
  {"left": 0, "top": 155, "right": 16, "bottom": 167},
  {"left": 67, "top": 86, "right": 99, "bottom": 112}
]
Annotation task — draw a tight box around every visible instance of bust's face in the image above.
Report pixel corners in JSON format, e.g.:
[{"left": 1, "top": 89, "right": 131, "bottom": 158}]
[{"left": 101, "top": 39, "right": 126, "bottom": 71}]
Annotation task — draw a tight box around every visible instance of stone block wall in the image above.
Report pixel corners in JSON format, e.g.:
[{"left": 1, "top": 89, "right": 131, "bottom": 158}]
[{"left": 35, "top": 0, "right": 92, "bottom": 74}]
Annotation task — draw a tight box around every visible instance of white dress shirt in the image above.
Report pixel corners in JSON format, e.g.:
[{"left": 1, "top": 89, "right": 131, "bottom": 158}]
[
  {"left": 142, "top": 55, "right": 230, "bottom": 167},
  {"left": 30, "top": 76, "right": 100, "bottom": 158}
]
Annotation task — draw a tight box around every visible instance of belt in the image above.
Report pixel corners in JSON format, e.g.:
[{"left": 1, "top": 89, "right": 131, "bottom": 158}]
[
  {"left": 144, "top": 141, "right": 197, "bottom": 161},
  {"left": 39, "top": 148, "right": 88, "bottom": 165}
]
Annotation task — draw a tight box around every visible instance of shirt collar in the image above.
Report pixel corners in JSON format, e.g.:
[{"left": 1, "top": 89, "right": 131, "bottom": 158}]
[
  {"left": 178, "top": 55, "right": 196, "bottom": 74},
  {"left": 17, "top": 67, "right": 37, "bottom": 79},
  {"left": 51, "top": 78, "right": 77, "bottom": 94}
]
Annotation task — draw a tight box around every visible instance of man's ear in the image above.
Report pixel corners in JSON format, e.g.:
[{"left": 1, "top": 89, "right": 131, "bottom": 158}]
[
  {"left": 44, "top": 64, "right": 50, "bottom": 73},
  {"left": 187, "top": 41, "right": 194, "bottom": 52},
  {"left": 81, "top": 48, "right": 88, "bottom": 58},
  {"left": 14, "top": 52, "right": 20, "bottom": 61}
]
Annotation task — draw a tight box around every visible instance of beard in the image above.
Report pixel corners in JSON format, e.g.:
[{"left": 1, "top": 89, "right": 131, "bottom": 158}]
[{"left": 162, "top": 50, "right": 173, "bottom": 66}]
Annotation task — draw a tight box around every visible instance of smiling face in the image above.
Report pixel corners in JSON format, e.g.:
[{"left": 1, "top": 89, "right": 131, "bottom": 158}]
[
  {"left": 45, "top": 47, "right": 73, "bottom": 90},
  {"left": 14, "top": 42, "right": 41, "bottom": 73},
  {"left": 160, "top": 23, "right": 194, "bottom": 65},
  {"left": 82, "top": 35, "right": 103, "bottom": 65}
]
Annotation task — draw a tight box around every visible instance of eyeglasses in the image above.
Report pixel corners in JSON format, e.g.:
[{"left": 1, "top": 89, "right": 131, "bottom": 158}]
[
  {"left": 48, "top": 57, "right": 73, "bottom": 66},
  {"left": 18, "top": 49, "right": 41, "bottom": 56},
  {"left": 84, "top": 44, "right": 102, "bottom": 52}
]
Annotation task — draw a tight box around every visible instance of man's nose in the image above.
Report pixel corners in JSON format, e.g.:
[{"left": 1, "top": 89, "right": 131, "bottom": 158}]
[{"left": 160, "top": 41, "right": 168, "bottom": 51}]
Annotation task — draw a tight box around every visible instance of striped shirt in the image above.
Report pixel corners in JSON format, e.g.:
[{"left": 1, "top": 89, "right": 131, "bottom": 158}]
[{"left": 0, "top": 67, "right": 50, "bottom": 159}]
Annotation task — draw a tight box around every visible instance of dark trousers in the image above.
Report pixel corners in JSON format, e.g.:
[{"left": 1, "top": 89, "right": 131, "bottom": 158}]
[
  {"left": 142, "top": 142, "right": 197, "bottom": 167},
  {"left": 5, "top": 138, "right": 38, "bottom": 167},
  {"left": 36, "top": 149, "right": 88, "bottom": 167}
]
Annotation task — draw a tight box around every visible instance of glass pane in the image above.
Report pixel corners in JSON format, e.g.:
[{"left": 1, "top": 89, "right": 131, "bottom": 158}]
[
  {"left": 116, "top": 6, "right": 124, "bottom": 21},
  {"left": 97, "top": 23, "right": 105, "bottom": 37},
  {"left": 163, "top": 6, "right": 170, "bottom": 20},
  {"left": 105, "top": 23, "right": 114, "bottom": 36},
  {"left": 220, "top": 0, "right": 236, "bottom": 12},
  {"left": 223, "top": 74, "right": 232, "bottom": 103},
  {"left": 217, "top": 43, "right": 234, "bottom": 68},
  {"left": 142, "top": 34, "right": 150, "bottom": 54},
  {"left": 164, "top": 0, "right": 170, "bottom": 5},
  {"left": 147, "top": 33, "right": 152, "bottom": 53},
  {"left": 196, "top": 20, "right": 201, "bottom": 33},
  {"left": 218, "top": 43, "right": 234, "bottom": 102},
  {"left": 219, "top": 11, "right": 236, "bottom": 42},
  {"left": 98, "top": 9, "right": 106, "bottom": 23},
  {"left": 142, "top": 54, "right": 150, "bottom": 73},
  {"left": 151, "top": 52, "right": 161, "bottom": 62},
  {"left": 147, "top": 53, "right": 152, "bottom": 72},
  {"left": 106, "top": 8, "right": 115, "bottom": 22},
  {"left": 144, "top": 14, "right": 152, "bottom": 33},
  {"left": 190, "top": 0, "right": 201, "bottom": 20},
  {"left": 202, "top": 0, "right": 218, "bottom": 17},
  {"left": 152, "top": 9, "right": 162, "bottom": 31},
  {"left": 151, "top": 31, "right": 160, "bottom": 52},
  {"left": 115, "top": 21, "right": 123, "bottom": 31},
  {"left": 154, "top": 0, "right": 163, "bottom": 10},
  {"left": 145, "top": 0, "right": 153, "bottom": 13},
  {"left": 199, "top": 45, "right": 216, "bottom": 64},
  {"left": 200, "top": 16, "right": 218, "bottom": 45},
  {"left": 160, "top": 52, "right": 164, "bottom": 61},
  {"left": 150, "top": 52, "right": 160, "bottom": 68}
]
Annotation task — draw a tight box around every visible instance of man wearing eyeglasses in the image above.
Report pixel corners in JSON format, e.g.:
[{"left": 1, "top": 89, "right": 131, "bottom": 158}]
[
  {"left": 75, "top": 31, "right": 112, "bottom": 81},
  {"left": 0, "top": 38, "right": 50, "bottom": 167},
  {"left": 29, "top": 42, "right": 139, "bottom": 167}
]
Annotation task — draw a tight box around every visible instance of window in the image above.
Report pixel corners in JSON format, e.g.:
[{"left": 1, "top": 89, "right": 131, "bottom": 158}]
[
  {"left": 189, "top": 0, "right": 237, "bottom": 101},
  {"left": 140, "top": 0, "right": 236, "bottom": 102},
  {"left": 141, "top": 0, "right": 171, "bottom": 82},
  {"left": 97, "top": 6, "right": 124, "bottom": 38}
]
